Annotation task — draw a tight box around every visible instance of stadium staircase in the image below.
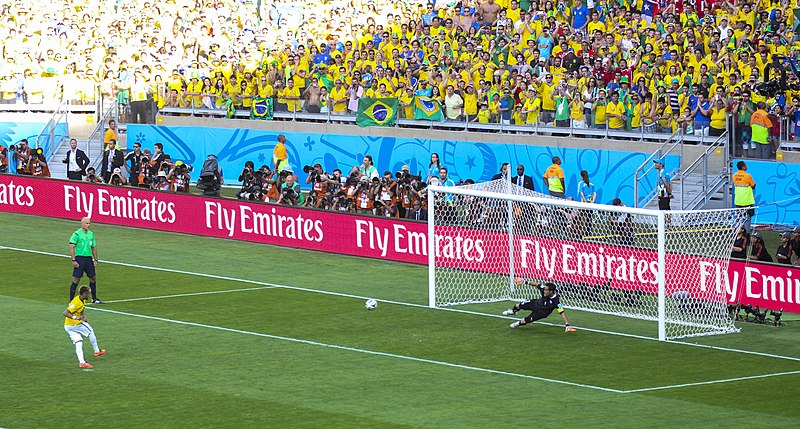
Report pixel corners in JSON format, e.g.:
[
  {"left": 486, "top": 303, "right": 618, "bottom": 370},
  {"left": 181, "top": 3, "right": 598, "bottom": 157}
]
[
  {"left": 48, "top": 103, "right": 121, "bottom": 176},
  {"left": 634, "top": 129, "right": 731, "bottom": 211}
]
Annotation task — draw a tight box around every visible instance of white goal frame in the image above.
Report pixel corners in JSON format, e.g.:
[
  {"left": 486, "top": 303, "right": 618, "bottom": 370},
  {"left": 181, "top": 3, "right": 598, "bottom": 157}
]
[{"left": 426, "top": 183, "right": 745, "bottom": 341}]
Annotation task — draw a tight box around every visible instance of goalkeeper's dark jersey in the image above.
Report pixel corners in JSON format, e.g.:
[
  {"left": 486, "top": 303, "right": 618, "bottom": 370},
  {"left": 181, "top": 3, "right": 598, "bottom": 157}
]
[{"left": 528, "top": 285, "right": 564, "bottom": 317}]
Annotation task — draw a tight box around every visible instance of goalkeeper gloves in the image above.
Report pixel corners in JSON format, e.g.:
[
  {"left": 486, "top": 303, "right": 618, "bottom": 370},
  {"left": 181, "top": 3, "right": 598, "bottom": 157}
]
[{"left": 564, "top": 324, "right": 576, "bottom": 333}]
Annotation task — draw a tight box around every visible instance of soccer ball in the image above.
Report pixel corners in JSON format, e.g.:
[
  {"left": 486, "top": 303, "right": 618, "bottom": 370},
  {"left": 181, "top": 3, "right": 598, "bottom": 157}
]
[{"left": 365, "top": 299, "right": 377, "bottom": 310}]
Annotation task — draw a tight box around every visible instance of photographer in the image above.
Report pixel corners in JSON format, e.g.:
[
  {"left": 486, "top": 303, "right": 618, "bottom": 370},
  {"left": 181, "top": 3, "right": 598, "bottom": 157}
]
[
  {"left": 84, "top": 167, "right": 104, "bottom": 184},
  {"left": 394, "top": 166, "right": 424, "bottom": 218},
  {"left": 153, "top": 164, "right": 172, "bottom": 191},
  {"left": 108, "top": 168, "right": 129, "bottom": 186},
  {"left": 277, "top": 173, "right": 304, "bottom": 205},
  {"left": 258, "top": 165, "right": 280, "bottom": 202},
  {"left": 303, "top": 163, "right": 329, "bottom": 208},
  {"left": 334, "top": 172, "right": 361, "bottom": 212},
  {"left": 137, "top": 153, "right": 154, "bottom": 188},
  {"left": 237, "top": 161, "right": 262, "bottom": 201},
  {"left": 28, "top": 150, "right": 51, "bottom": 177},
  {"left": 354, "top": 175, "right": 380, "bottom": 214},
  {"left": 169, "top": 161, "right": 192, "bottom": 193},
  {"left": 0, "top": 145, "right": 8, "bottom": 173},
  {"left": 13, "top": 139, "right": 33, "bottom": 174},
  {"left": 374, "top": 171, "right": 398, "bottom": 217}
]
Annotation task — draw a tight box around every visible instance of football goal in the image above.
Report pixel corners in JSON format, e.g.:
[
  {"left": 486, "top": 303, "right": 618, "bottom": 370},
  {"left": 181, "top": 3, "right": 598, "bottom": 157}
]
[{"left": 426, "top": 179, "right": 748, "bottom": 341}]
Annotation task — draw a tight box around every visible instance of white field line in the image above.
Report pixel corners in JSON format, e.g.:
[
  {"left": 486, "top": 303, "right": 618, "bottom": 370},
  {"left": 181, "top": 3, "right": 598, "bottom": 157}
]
[
  {"left": 3, "top": 245, "right": 800, "bottom": 369},
  {"left": 104, "top": 286, "right": 276, "bottom": 303},
  {"left": 87, "top": 306, "right": 624, "bottom": 394},
  {"left": 621, "top": 370, "right": 800, "bottom": 394}
]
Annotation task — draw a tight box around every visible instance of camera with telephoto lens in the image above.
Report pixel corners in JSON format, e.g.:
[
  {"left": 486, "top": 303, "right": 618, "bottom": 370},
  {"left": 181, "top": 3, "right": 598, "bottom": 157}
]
[
  {"left": 174, "top": 162, "right": 193, "bottom": 174},
  {"left": 304, "top": 165, "right": 325, "bottom": 182}
]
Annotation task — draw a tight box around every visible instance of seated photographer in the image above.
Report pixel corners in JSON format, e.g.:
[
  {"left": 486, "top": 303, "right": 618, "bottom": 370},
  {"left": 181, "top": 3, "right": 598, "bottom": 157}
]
[
  {"left": 169, "top": 161, "right": 192, "bottom": 193},
  {"left": 13, "top": 139, "right": 33, "bottom": 175},
  {"left": 137, "top": 153, "right": 154, "bottom": 188},
  {"left": 84, "top": 167, "right": 104, "bottom": 183},
  {"left": 354, "top": 176, "right": 379, "bottom": 214},
  {"left": 153, "top": 170, "right": 172, "bottom": 191},
  {"left": 375, "top": 171, "right": 398, "bottom": 217},
  {"left": 0, "top": 145, "right": 8, "bottom": 173},
  {"left": 394, "top": 166, "right": 425, "bottom": 218},
  {"left": 258, "top": 165, "right": 280, "bottom": 202},
  {"left": 237, "top": 161, "right": 259, "bottom": 200},
  {"left": 303, "top": 163, "right": 330, "bottom": 208},
  {"left": 27, "top": 151, "right": 51, "bottom": 177},
  {"left": 277, "top": 173, "right": 305, "bottom": 206},
  {"left": 334, "top": 173, "right": 361, "bottom": 212},
  {"left": 108, "top": 168, "right": 129, "bottom": 186}
]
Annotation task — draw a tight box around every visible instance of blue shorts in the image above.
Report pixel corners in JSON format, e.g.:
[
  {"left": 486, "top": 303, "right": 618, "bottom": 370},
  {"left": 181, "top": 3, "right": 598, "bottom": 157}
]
[{"left": 73, "top": 256, "right": 96, "bottom": 278}]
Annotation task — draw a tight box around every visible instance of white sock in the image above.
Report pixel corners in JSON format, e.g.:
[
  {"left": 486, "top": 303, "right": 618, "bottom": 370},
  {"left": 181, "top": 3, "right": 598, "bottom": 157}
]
[
  {"left": 88, "top": 333, "right": 100, "bottom": 353},
  {"left": 75, "top": 341, "right": 85, "bottom": 363}
]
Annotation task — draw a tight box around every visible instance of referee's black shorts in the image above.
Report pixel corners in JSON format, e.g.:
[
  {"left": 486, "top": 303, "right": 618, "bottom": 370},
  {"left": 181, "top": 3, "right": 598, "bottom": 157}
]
[{"left": 73, "top": 255, "right": 96, "bottom": 278}]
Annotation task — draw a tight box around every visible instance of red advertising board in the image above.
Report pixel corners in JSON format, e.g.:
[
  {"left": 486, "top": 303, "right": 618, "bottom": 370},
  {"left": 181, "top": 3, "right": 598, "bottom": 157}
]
[{"left": 1, "top": 175, "right": 798, "bottom": 313}]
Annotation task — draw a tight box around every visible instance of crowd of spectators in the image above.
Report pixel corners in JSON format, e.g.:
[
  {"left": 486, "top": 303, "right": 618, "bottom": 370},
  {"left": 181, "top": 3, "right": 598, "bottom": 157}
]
[{"left": 3, "top": 0, "right": 800, "bottom": 154}]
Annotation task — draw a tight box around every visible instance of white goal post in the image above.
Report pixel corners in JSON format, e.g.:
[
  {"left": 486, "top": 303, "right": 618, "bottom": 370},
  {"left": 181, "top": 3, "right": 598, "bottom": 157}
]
[{"left": 426, "top": 180, "right": 748, "bottom": 341}]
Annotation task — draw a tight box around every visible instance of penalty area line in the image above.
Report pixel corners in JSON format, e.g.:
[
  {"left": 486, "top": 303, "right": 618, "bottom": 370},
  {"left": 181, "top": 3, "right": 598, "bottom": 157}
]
[
  {"left": 621, "top": 370, "right": 800, "bottom": 393},
  {"left": 87, "top": 306, "right": 624, "bottom": 394},
  {"left": 103, "top": 286, "right": 277, "bottom": 303},
  {"left": 4, "top": 245, "right": 800, "bottom": 364}
]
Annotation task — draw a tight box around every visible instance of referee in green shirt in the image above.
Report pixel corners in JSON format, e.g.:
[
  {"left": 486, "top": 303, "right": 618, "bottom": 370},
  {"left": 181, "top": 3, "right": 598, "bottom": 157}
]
[{"left": 69, "top": 217, "right": 103, "bottom": 303}]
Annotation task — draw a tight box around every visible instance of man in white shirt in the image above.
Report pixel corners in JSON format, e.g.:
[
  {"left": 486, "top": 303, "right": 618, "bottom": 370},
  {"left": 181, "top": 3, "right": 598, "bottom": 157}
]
[
  {"left": 443, "top": 85, "right": 464, "bottom": 121},
  {"left": 62, "top": 138, "right": 89, "bottom": 181}
]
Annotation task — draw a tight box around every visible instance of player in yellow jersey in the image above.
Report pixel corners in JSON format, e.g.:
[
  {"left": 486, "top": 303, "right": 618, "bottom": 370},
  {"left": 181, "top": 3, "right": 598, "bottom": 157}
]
[{"left": 64, "top": 286, "right": 105, "bottom": 369}]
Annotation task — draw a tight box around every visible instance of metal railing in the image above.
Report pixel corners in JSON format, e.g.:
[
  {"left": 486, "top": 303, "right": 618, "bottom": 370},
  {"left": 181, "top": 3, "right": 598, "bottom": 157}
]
[
  {"left": 34, "top": 99, "right": 70, "bottom": 163},
  {"left": 678, "top": 126, "right": 730, "bottom": 210},
  {"left": 157, "top": 105, "right": 729, "bottom": 144},
  {"left": 87, "top": 103, "right": 119, "bottom": 169},
  {"left": 633, "top": 131, "right": 684, "bottom": 208}
]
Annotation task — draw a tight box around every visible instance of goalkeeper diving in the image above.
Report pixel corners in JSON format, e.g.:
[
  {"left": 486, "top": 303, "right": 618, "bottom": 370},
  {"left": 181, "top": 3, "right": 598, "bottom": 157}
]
[{"left": 502, "top": 279, "right": 577, "bottom": 332}]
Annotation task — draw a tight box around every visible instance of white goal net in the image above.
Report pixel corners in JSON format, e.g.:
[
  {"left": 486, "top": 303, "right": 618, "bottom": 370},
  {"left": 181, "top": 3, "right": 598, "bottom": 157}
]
[{"left": 427, "top": 179, "right": 748, "bottom": 341}]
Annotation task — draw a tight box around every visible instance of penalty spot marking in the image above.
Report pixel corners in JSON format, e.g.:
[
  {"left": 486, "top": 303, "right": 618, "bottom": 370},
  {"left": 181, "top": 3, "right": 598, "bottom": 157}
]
[
  {"left": 3, "top": 245, "right": 800, "bottom": 368},
  {"left": 88, "top": 306, "right": 624, "bottom": 394}
]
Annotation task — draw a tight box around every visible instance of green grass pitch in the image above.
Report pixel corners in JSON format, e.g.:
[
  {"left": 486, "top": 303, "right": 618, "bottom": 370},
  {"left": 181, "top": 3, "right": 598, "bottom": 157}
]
[{"left": 1, "top": 212, "right": 799, "bottom": 428}]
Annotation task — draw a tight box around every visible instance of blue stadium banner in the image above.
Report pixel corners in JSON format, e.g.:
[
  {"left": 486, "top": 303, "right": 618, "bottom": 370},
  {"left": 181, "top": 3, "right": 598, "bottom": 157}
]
[
  {"left": 413, "top": 96, "right": 444, "bottom": 122},
  {"left": 356, "top": 98, "right": 398, "bottom": 127}
]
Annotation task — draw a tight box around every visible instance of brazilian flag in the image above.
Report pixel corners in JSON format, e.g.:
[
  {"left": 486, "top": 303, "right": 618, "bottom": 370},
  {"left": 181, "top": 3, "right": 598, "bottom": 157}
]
[
  {"left": 413, "top": 96, "right": 444, "bottom": 122},
  {"left": 356, "top": 97, "right": 399, "bottom": 127},
  {"left": 250, "top": 97, "right": 274, "bottom": 120},
  {"left": 224, "top": 98, "right": 236, "bottom": 119}
]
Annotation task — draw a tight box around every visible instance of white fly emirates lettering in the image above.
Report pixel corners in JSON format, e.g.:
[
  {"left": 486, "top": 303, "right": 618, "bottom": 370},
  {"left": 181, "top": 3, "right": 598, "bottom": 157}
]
[
  {"left": 355, "top": 221, "right": 485, "bottom": 261},
  {"left": 204, "top": 201, "right": 324, "bottom": 241},
  {"left": 63, "top": 185, "right": 176, "bottom": 223},
  {"left": 0, "top": 180, "right": 34, "bottom": 207},
  {"left": 519, "top": 239, "right": 659, "bottom": 285},
  {"left": 699, "top": 262, "right": 800, "bottom": 305}
]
